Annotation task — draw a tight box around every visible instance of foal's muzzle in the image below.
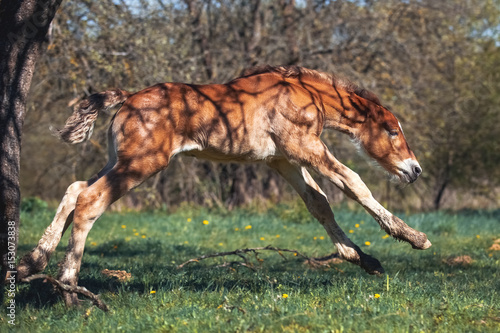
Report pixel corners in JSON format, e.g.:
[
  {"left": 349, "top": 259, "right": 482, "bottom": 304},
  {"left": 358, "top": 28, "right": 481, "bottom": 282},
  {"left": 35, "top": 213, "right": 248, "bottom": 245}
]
[{"left": 397, "top": 159, "right": 422, "bottom": 183}]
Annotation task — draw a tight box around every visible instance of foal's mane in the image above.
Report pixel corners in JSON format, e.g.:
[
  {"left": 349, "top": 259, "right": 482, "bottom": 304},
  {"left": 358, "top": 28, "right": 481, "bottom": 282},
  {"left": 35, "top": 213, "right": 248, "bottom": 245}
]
[{"left": 241, "top": 65, "right": 382, "bottom": 106}]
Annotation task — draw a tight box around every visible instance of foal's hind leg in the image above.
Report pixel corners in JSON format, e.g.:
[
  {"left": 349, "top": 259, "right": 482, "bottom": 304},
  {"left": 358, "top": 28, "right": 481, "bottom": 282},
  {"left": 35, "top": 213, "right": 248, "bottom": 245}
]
[
  {"left": 17, "top": 163, "right": 115, "bottom": 280},
  {"left": 268, "top": 159, "right": 384, "bottom": 275},
  {"left": 17, "top": 181, "right": 88, "bottom": 280},
  {"left": 57, "top": 163, "right": 159, "bottom": 306}
]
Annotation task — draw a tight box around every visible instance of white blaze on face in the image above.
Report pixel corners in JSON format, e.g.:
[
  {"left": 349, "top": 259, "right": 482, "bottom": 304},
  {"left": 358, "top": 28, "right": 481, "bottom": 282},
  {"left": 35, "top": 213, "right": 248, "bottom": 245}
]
[{"left": 398, "top": 121, "right": 405, "bottom": 136}]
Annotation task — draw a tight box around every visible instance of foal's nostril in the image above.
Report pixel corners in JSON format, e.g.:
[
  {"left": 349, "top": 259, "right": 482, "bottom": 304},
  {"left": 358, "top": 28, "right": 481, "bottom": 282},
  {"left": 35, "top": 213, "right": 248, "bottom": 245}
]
[{"left": 414, "top": 166, "right": 422, "bottom": 176}]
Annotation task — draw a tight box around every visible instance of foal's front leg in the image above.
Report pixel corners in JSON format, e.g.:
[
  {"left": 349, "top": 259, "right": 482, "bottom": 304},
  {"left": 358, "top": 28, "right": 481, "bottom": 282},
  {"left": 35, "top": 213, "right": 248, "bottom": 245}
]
[
  {"left": 268, "top": 159, "right": 384, "bottom": 275},
  {"left": 326, "top": 161, "right": 431, "bottom": 250},
  {"left": 314, "top": 147, "right": 431, "bottom": 250},
  {"left": 282, "top": 137, "right": 431, "bottom": 250}
]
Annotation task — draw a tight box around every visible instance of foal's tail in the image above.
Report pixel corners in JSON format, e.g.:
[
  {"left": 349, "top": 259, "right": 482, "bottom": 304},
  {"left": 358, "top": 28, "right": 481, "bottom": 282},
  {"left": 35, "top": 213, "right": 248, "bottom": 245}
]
[{"left": 53, "top": 89, "right": 132, "bottom": 144}]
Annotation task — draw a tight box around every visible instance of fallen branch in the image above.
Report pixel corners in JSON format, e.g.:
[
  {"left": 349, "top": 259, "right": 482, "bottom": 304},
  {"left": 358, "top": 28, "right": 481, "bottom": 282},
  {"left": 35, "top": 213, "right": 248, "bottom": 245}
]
[
  {"left": 177, "top": 245, "right": 343, "bottom": 271},
  {"left": 21, "top": 274, "right": 109, "bottom": 312}
]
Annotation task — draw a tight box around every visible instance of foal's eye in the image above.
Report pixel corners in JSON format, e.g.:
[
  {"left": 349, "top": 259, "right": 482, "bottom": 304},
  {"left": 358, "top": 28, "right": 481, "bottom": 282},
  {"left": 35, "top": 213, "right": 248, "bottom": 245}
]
[{"left": 388, "top": 129, "right": 398, "bottom": 137}]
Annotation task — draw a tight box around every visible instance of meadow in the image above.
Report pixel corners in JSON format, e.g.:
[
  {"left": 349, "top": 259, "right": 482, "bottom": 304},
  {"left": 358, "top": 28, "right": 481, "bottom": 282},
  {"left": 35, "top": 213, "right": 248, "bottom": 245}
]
[{"left": 3, "top": 202, "right": 500, "bottom": 332}]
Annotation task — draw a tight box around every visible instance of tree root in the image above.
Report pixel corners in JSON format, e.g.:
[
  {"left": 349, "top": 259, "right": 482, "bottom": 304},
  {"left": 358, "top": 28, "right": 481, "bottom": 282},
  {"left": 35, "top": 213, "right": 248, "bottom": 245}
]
[{"left": 177, "top": 245, "right": 343, "bottom": 271}]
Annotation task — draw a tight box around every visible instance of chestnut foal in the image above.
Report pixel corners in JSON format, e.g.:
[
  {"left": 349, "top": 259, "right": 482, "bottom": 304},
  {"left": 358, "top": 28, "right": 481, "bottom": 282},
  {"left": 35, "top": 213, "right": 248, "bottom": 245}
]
[{"left": 17, "top": 66, "right": 430, "bottom": 305}]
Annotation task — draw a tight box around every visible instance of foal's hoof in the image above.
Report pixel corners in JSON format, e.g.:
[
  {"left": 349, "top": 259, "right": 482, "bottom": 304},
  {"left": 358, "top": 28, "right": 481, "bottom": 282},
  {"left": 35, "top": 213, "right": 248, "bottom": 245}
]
[
  {"left": 16, "top": 252, "right": 49, "bottom": 281},
  {"left": 410, "top": 235, "right": 432, "bottom": 250},
  {"left": 359, "top": 253, "right": 385, "bottom": 275}
]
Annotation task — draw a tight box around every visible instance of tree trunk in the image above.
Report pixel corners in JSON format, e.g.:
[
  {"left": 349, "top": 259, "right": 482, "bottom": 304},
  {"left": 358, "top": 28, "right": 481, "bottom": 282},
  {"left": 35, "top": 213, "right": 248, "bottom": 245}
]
[{"left": 0, "top": 0, "right": 62, "bottom": 293}]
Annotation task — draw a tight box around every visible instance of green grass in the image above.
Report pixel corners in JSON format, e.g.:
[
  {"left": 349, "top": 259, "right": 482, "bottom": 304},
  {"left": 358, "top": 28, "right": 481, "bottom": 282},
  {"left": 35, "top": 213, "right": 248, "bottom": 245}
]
[{"left": 3, "top": 204, "right": 500, "bottom": 332}]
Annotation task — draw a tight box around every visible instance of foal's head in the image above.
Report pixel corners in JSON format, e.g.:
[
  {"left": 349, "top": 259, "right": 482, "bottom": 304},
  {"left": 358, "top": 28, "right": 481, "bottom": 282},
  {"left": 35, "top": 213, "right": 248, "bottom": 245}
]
[{"left": 358, "top": 105, "right": 422, "bottom": 183}]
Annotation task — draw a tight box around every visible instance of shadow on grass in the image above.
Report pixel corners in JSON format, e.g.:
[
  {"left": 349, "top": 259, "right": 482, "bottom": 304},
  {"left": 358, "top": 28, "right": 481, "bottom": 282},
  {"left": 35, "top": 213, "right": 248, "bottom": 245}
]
[{"left": 17, "top": 235, "right": 499, "bottom": 311}]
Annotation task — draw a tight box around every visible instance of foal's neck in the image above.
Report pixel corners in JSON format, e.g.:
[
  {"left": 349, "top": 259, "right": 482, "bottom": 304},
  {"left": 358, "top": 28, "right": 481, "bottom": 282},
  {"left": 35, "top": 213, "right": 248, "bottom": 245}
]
[{"left": 322, "top": 91, "right": 373, "bottom": 138}]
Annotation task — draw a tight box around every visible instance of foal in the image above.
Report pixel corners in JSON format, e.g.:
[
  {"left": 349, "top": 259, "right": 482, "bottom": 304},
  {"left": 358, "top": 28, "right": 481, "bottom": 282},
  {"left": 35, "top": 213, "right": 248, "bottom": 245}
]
[{"left": 17, "top": 66, "right": 430, "bottom": 305}]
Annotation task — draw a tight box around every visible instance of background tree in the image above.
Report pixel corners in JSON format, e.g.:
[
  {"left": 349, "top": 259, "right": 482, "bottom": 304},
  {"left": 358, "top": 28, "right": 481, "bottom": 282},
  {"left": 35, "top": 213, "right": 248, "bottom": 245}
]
[{"left": 0, "top": 0, "right": 62, "bottom": 288}]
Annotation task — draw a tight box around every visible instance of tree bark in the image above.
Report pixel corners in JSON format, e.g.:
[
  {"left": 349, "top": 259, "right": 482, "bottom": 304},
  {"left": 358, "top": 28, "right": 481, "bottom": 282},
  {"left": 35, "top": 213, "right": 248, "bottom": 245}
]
[{"left": 0, "top": 0, "right": 62, "bottom": 294}]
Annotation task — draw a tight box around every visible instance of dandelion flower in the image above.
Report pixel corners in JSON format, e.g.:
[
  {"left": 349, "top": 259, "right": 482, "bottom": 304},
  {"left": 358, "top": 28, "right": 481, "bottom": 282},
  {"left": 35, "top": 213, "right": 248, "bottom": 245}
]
[
  {"left": 349, "top": 230, "right": 354, "bottom": 234},
  {"left": 184, "top": 241, "right": 189, "bottom": 244},
  {"left": 150, "top": 290, "right": 156, "bottom": 294},
  {"left": 218, "top": 243, "right": 223, "bottom": 246},
  {"left": 276, "top": 235, "right": 280, "bottom": 238},
  {"left": 134, "top": 232, "right": 139, "bottom": 236},
  {"left": 245, "top": 225, "right": 252, "bottom": 230},
  {"left": 365, "top": 241, "right": 371, "bottom": 246},
  {"left": 235, "top": 228, "right": 239, "bottom": 231},
  {"left": 313, "top": 236, "right": 317, "bottom": 240},
  {"left": 142, "top": 235, "right": 146, "bottom": 239},
  {"left": 282, "top": 293, "right": 289, "bottom": 299},
  {"left": 320, "top": 236, "right": 325, "bottom": 240},
  {"left": 121, "top": 225, "right": 126, "bottom": 229},
  {"left": 260, "top": 237, "right": 265, "bottom": 241},
  {"left": 91, "top": 242, "right": 97, "bottom": 246},
  {"left": 355, "top": 224, "right": 360, "bottom": 228},
  {"left": 374, "top": 294, "right": 380, "bottom": 299},
  {"left": 187, "top": 218, "right": 192, "bottom": 222},
  {"left": 125, "top": 237, "right": 131, "bottom": 242},
  {"left": 203, "top": 220, "right": 209, "bottom": 225},
  {"left": 382, "top": 235, "right": 390, "bottom": 239},
  {"left": 476, "top": 235, "right": 480, "bottom": 239}
]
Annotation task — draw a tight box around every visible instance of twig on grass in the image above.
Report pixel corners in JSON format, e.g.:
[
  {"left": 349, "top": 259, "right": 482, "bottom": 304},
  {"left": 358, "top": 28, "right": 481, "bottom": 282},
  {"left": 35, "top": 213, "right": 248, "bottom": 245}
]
[
  {"left": 177, "top": 245, "right": 343, "bottom": 271},
  {"left": 21, "top": 274, "right": 109, "bottom": 312}
]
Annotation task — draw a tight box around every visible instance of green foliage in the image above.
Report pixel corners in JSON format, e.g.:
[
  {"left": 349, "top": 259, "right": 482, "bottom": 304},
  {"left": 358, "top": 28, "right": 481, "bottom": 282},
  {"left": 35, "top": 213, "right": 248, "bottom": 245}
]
[
  {"left": 7, "top": 206, "right": 500, "bottom": 332},
  {"left": 20, "top": 197, "right": 48, "bottom": 213}
]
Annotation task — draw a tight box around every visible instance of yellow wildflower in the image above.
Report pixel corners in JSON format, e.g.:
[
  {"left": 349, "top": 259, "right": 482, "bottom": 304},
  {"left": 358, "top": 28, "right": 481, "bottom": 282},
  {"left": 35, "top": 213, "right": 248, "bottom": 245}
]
[
  {"left": 276, "top": 235, "right": 280, "bottom": 238},
  {"left": 365, "top": 241, "right": 371, "bottom": 246},
  {"left": 355, "top": 224, "right": 360, "bottom": 228},
  {"left": 320, "top": 236, "right": 325, "bottom": 240},
  {"left": 150, "top": 290, "right": 156, "bottom": 294},
  {"left": 349, "top": 230, "right": 354, "bottom": 234},
  {"left": 187, "top": 218, "right": 192, "bottom": 222},
  {"left": 382, "top": 235, "right": 390, "bottom": 239},
  {"left": 476, "top": 235, "right": 480, "bottom": 239},
  {"left": 203, "top": 220, "right": 209, "bottom": 225},
  {"left": 121, "top": 225, "right": 126, "bottom": 229},
  {"left": 134, "top": 232, "right": 139, "bottom": 236},
  {"left": 219, "top": 243, "right": 223, "bottom": 246},
  {"left": 235, "top": 228, "right": 239, "bottom": 231},
  {"left": 282, "top": 294, "right": 289, "bottom": 299},
  {"left": 314, "top": 236, "right": 317, "bottom": 240},
  {"left": 142, "top": 235, "right": 146, "bottom": 239},
  {"left": 91, "top": 242, "right": 97, "bottom": 246},
  {"left": 245, "top": 225, "right": 252, "bottom": 230},
  {"left": 260, "top": 237, "right": 265, "bottom": 241},
  {"left": 374, "top": 294, "right": 380, "bottom": 299}
]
